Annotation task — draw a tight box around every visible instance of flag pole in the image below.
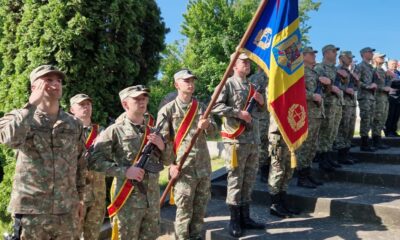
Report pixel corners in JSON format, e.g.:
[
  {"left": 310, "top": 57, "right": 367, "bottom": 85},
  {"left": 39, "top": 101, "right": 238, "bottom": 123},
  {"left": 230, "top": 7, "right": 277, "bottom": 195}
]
[{"left": 159, "top": 0, "right": 269, "bottom": 208}]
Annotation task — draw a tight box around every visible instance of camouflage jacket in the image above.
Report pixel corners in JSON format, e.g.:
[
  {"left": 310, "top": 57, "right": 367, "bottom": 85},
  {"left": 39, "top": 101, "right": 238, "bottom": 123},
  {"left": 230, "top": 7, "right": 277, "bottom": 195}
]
[
  {"left": 374, "top": 66, "right": 391, "bottom": 100},
  {"left": 0, "top": 104, "right": 86, "bottom": 214},
  {"left": 304, "top": 65, "right": 324, "bottom": 118},
  {"left": 314, "top": 62, "right": 344, "bottom": 106},
  {"left": 338, "top": 65, "right": 358, "bottom": 107},
  {"left": 357, "top": 60, "right": 375, "bottom": 101},
  {"left": 212, "top": 75, "right": 267, "bottom": 144},
  {"left": 249, "top": 71, "right": 269, "bottom": 120},
  {"left": 157, "top": 97, "right": 216, "bottom": 179},
  {"left": 88, "top": 116, "right": 173, "bottom": 209},
  {"left": 83, "top": 124, "right": 106, "bottom": 203}
]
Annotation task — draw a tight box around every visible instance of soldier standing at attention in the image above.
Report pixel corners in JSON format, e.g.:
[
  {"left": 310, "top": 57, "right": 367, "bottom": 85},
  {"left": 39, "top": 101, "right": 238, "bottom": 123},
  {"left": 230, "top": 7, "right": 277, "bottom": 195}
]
[
  {"left": 315, "top": 44, "right": 344, "bottom": 171},
  {"left": 385, "top": 59, "right": 400, "bottom": 137},
  {"left": 89, "top": 85, "right": 173, "bottom": 240},
  {"left": 158, "top": 69, "right": 216, "bottom": 240},
  {"left": 0, "top": 65, "right": 86, "bottom": 239},
  {"left": 334, "top": 51, "right": 359, "bottom": 164},
  {"left": 70, "top": 94, "right": 106, "bottom": 240},
  {"left": 371, "top": 52, "right": 392, "bottom": 149},
  {"left": 212, "top": 53, "right": 266, "bottom": 237},
  {"left": 295, "top": 47, "right": 329, "bottom": 188},
  {"left": 249, "top": 67, "right": 270, "bottom": 183},
  {"left": 357, "top": 47, "right": 378, "bottom": 152}
]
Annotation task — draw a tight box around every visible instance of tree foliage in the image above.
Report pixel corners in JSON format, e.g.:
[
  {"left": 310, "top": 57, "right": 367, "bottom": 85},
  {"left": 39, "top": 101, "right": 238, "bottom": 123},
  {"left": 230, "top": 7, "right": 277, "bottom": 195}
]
[{"left": 0, "top": 0, "right": 167, "bottom": 229}]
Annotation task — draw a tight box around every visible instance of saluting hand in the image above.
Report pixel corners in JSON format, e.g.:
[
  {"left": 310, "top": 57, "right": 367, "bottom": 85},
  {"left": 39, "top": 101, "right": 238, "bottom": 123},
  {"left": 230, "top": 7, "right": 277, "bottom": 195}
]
[{"left": 29, "top": 79, "right": 48, "bottom": 106}]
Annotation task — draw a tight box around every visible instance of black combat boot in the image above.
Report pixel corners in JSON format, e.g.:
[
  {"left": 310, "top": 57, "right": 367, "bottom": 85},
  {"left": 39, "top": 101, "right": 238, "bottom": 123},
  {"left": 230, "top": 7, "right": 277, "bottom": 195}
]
[
  {"left": 306, "top": 167, "right": 323, "bottom": 186},
  {"left": 327, "top": 151, "right": 342, "bottom": 168},
  {"left": 228, "top": 205, "right": 242, "bottom": 237},
  {"left": 240, "top": 204, "right": 265, "bottom": 229},
  {"left": 360, "top": 136, "right": 376, "bottom": 152},
  {"left": 297, "top": 168, "right": 317, "bottom": 188},
  {"left": 313, "top": 152, "right": 321, "bottom": 162},
  {"left": 270, "top": 193, "right": 293, "bottom": 218},
  {"left": 337, "top": 148, "right": 354, "bottom": 165},
  {"left": 259, "top": 164, "right": 269, "bottom": 183},
  {"left": 346, "top": 147, "right": 361, "bottom": 163},
  {"left": 373, "top": 135, "right": 390, "bottom": 150},
  {"left": 280, "top": 191, "right": 301, "bottom": 215},
  {"left": 319, "top": 152, "right": 335, "bottom": 172}
]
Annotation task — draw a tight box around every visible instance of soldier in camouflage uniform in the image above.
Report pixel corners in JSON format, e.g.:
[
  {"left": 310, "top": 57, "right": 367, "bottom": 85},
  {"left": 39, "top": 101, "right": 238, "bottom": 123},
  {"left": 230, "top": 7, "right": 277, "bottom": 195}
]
[
  {"left": 295, "top": 47, "right": 329, "bottom": 189},
  {"left": 357, "top": 47, "right": 378, "bottom": 152},
  {"left": 70, "top": 94, "right": 106, "bottom": 240},
  {"left": 0, "top": 65, "right": 86, "bottom": 239},
  {"left": 158, "top": 69, "right": 216, "bottom": 240},
  {"left": 249, "top": 67, "right": 270, "bottom": 183},
  {"left": 212, "top": 53, "right": 266, "bottom": 237},
  {"left": 334, "top": 51, "right": 359, "bottom": 164},
  {"left": 371, "top": 52, "right": 392, "bottom": 149},
  {"left": 89, "top": 85, "right": 173, "bottom": 240},
  {"left": 315, "top": 44, "right": 344, "bottom": 171}
]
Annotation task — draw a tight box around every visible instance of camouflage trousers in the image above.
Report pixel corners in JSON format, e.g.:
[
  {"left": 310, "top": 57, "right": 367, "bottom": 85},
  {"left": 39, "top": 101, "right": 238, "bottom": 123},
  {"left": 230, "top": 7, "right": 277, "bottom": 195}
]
[
  {"left": 79, "top": 198, "right": 106, "bottom": 240},
  {"left": 318, "top": 103, "right": 342, "bottom": 152},
  {"left": 174, "top": 174, "right": 211, "bottom": 240},
  {"left": 268, "top": 133, "right": 294, "bottom": 195},
  {"left": 295, "top": 117, "right": 321, "bottom": 170},
  {"left": 113, "top": 204, "right": 160, "bottom": 240},
  {"left": 372, "top": 96, "right": 389, "bottom": 136},
  {"left": 358, "top": 98, "right": 376, "bottom": 137},
  {"left": 335, "top": 104, "right": 356, "bottom": 149},
  {"left": 19, "top": 212, "right": 78, "bottom": 240},
  {"left": 258, "top": 116, "right": 270, "bottom": 166},
  {"left": 223, "top": 143, "right": 259, "bottom": 205}
]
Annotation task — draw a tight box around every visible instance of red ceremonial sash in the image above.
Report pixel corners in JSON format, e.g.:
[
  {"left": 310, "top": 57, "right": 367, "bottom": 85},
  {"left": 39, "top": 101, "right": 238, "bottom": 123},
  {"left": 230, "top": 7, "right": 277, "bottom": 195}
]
[
  {"left": 220, "top": 84, "right": 255, "bottom": 139},
  {"left": 85, "top": 124, "right": 99, "bottom": 149},
  {"left": 147, "top": 113, "right": 155, "bottom": 127},
  {"left": 173, "top": 99, "right": 199, "bottom": 154},
  {"left": 107, "top": 126, "right": 150, "bottom": 217}
]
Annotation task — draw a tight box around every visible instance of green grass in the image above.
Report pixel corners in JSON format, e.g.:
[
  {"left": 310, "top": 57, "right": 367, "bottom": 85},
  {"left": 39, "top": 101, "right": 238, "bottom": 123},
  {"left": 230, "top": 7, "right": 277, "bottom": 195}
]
[{"left": 0, "top": 220, "right": 10, "bottom": 236}]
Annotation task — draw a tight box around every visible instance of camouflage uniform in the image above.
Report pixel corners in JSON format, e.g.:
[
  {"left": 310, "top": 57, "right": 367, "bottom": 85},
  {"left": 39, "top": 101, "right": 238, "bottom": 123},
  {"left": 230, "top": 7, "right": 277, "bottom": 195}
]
[
  {"left": 372, "top": 66, "right": 391, "bottom": 137},
  {"left": 249, "top": 71, "right": 270, "bottom": 180},
  {"left": 158, "top": 97, "right": 216, "bottom": 240},
  {"left": 80, "top": 125, "right": 106, "bottom": 240},
  {"left": 89, "top": 116, "right": 173, "bottom": 240},
  {"left": 357, "top": 60, "right": 376, "bottom": 137},
  {"left": 295, "top": 65, "right": 324, "bottom": 170},
  {"left": 0, "top": 104, "right": 86, "bottom": 239}
]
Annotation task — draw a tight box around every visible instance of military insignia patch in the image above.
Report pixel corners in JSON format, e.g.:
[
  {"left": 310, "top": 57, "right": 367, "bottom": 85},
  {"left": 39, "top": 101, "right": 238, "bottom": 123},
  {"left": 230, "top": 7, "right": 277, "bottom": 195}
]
[
  {"left": 272, "top": 29, "right": 303, "bottom": 75},
  {"left": 287, "top": 103, "right": 306, "bottom": 132}
]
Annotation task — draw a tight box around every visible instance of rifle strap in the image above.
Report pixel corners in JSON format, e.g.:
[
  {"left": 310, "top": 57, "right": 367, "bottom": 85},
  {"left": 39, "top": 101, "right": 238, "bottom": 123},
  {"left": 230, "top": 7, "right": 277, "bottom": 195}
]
[{"left": 107, "top": 125, "right": 150, "bottom": 218}]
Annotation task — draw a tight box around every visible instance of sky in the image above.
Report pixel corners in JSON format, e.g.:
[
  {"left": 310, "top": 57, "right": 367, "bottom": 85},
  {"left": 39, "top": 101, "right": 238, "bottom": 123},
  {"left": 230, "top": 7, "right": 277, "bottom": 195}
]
[{"left": 156, "top": 0, "right": 400, "bottom": 63}]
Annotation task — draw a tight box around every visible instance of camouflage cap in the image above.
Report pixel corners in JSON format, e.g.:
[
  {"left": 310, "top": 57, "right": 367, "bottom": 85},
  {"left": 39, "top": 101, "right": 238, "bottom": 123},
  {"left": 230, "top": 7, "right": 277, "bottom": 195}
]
[
  {"left": 360, "top": 47, "right": 375, "bottom": 55},
  {"left": 70, "top": 93, "right": 92, "bottom": 106},
  {"left": 322, "top": 44, "right": 340, "bottom": 53},
  {"left": 339, "top": 51, "right": 354, "bottom": 58},
  {"left": 119, "top": 85, "right": 150, "bottom": 101},
  {"left": 373, "top": 52, "right": 386, "bottom": 59},
  {"left": 303, "top": 46, "right": 318, "bottom": 54},
  {"left": 230, "top": 52, "right": 250, "bottom": 61},
  {"left": 174, "top": 69, "right": 197, "bottom": 81},
  {"left": 29, "top": 65, "right": 65, "bottom": 84}
]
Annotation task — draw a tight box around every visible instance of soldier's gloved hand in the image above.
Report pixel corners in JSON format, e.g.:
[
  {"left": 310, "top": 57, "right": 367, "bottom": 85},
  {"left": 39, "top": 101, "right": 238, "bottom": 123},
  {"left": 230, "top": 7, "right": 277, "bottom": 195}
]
[
  {"left": 29, "top": 79, "right": 48, "bottom": 106},
  {"left": 312, "top": 93, "right": 322, "bottom": 103},
  {"left": 331, "top": 85, "right": 341, "bottom": 94},
  {"left": 345, "top": 88, "right": 354, "bottom": 95},
  {"left": 169, "top": 164, "right": 180, "bottom": 179},
  {"left": 253, "top": 92, "right": 264, "bottom": 106},
  {"left": 125, "top": 166, "right": 145, "bottom": 181},
  {"left": 238, "top": 111, "right": 252, "bottom": 123},
  {"left": 369, "top": 83, "right": 378, "bottom": 90},
  {"left": 148, "top": 133, "right": 165, "bottom": 151},
  {"left": 198, "top": 116, "right": 210, "bottom": 130},
  {"left": 319, "top": 76, "right": 331, "bottom": 85}
]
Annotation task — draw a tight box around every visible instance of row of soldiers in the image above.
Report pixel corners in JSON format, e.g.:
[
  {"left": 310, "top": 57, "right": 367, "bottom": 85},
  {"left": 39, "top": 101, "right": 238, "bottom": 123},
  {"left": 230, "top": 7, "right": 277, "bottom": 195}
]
[{"left": 0, "top": 43, "right": 397, "bottom": 240}]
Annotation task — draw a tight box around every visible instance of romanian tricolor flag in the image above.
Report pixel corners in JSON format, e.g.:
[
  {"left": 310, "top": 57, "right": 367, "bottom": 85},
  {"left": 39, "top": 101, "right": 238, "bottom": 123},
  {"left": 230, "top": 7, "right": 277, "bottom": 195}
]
[{"left": 242, "top": 0, "right": 308, "bottom": 166}]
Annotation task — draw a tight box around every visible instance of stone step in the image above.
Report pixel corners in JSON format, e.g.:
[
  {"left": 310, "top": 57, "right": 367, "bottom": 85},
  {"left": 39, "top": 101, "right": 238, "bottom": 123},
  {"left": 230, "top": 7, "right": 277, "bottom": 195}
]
[
  {"left": 312, "top": 162, "right": 400, "bottom": 188},
  {"left": 352, "top": 137, "right": 400, "bottom": 148},
  {"left": 160, "top": 198, "right": 400, "bottom": 240},
  {"left": 348, "top": 147, "right": 400, "bottom": 164},
  {"left": 211, "top": 178, "right": 400, "bottom": 228}
]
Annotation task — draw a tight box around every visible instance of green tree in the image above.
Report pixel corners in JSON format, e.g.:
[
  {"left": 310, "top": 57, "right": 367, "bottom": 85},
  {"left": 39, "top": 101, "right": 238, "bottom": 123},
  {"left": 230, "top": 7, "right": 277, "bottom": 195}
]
[{"left": 0, "top": 0, "right": 167, "bottom": 230}]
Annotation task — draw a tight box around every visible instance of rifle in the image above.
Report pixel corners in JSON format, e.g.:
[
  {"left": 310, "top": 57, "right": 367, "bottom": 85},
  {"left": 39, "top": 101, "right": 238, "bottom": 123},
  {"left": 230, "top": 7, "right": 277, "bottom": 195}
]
[
  {"left": 159, "top": 0, "right": 268, "bottom": 208},
  {"left": 245, "top": 85, "right": 262, "bottom": 112},
  {"left": 313, "top": 79, "right": 323, "bottom": 106},
  {"left": 131, "top": 114, "right": 168, "bottom": 194}
]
